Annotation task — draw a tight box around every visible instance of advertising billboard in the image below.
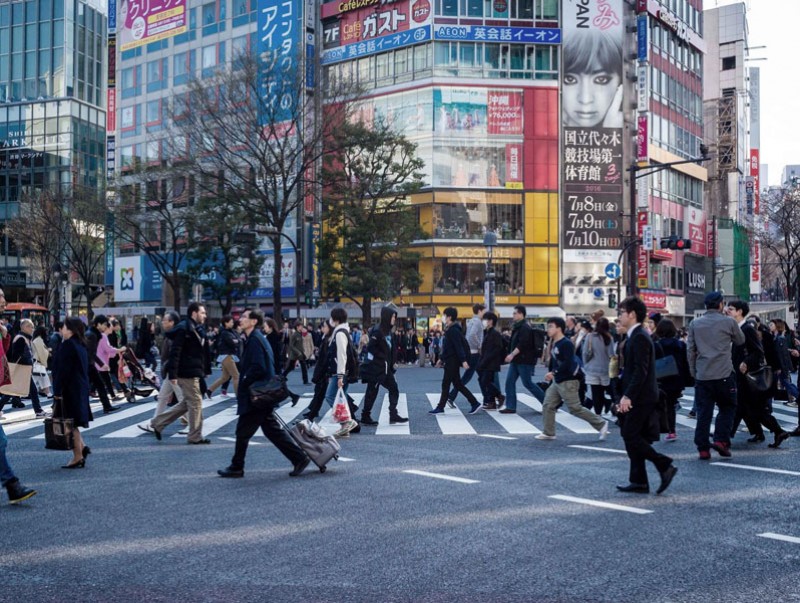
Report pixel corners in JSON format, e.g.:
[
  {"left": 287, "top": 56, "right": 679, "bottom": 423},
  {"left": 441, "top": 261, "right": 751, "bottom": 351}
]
[
  {"left": 258, "top": 0, "right": 303, "bottom": 126},
  {"left": 561, "top": 0, "right": 624, "bottom": 264},
  {"left": 433, "top": 24, "right": 561, "bottom": 44},
  {"left": 114, "top": 256, "right": 163, "bottom": 302},
  {"left": 251, "top": 249, "right": 297, "bottom": 298},
  {"left": 118, "top": 0, "right": 187, "bottom": 52},
  {"left": 687, "top": 207, "right": 706, "bottom": 257}
]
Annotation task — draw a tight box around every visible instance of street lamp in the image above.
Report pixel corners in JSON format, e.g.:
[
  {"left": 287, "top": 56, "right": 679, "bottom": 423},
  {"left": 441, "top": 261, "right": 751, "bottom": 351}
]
[{"left": 483, "top": 231, "right": 497, "bottom": 312}]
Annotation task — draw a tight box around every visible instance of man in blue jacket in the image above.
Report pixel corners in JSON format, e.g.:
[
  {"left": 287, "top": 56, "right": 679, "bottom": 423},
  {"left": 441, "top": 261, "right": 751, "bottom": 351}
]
[
  {"left": 218, "top": 309, "right": 309, "bottom": 478},
  {"left": 429, "top": 307, "right": 481, "bottom": 415}
]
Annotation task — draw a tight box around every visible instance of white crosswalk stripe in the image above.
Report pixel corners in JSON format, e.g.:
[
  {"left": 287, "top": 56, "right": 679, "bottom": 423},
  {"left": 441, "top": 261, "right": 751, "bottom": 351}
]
[
  {"left": 425, "top": 394, "right": 477, "bottom": 435},
  {"left": 376, "top": 394, "right": 411, "bottom": 435},
  {"left": 517, "top": 394, "right": 598, "bottom": 434},
  {"left": 100, "top": 395, "right": 231, "bottom": 438}
]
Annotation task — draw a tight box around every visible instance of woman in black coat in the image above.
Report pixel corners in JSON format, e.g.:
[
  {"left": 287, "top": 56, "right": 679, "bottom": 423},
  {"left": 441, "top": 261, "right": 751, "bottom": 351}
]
[
  {"left": 654, "top": 319, "right": 691, "bottom": 441},
  {"left": 52, "top": 317, "right": 92, "bottom": 469}
]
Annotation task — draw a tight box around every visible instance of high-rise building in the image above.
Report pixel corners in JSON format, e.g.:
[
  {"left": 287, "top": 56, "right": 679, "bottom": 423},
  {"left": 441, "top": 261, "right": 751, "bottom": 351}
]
[{"left": 0, "top": 0, "right": 108, "bottom": 303}]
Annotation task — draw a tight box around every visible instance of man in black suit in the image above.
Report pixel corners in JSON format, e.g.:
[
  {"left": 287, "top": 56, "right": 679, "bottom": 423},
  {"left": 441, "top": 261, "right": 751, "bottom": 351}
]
[{"left": 615, "top": 297, "right": 677, "bottom": 495}]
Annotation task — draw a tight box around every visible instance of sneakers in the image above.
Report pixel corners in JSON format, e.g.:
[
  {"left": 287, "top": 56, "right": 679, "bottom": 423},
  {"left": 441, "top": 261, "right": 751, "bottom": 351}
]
[
  {"left": 428, "top": 408, "right": 444, "bottom": 414},
  {"left": 598, "top": 421, "right": 610, "bottom": 441},
  {"left": 665, "top": 432, "right": 678, "bottom": 441},
  {"left": 334, "top": 419, "right": 358, "bottom": 437},
  {"left": 698, "top": 449, "right": 711, "bottom": 460},
  {"left": 535, "top": 433, "right": 556, "bottom": 440},
  {"left": 5, "top": 479, "right": 36, "bottom": 504},
  {"left": 710, "top": 441, "right": 732, "bottom": 457},
  {"left": 34, "top": 411, "right": 51, "bottom": 418},
  {"left": 180, "top": 416, "right": 189, "bottom": 426},
  {"left": 785, "top": 401, "right": 798, "bottom": 408},
  {"left": 177, "top": 429, "right": 189, "bottom": 435},
  {"left": 468, "top": 403, "right": 482, "bottom": 415},
  {"left": 482, "top": 402, "right": 498, "bottom": 411}
]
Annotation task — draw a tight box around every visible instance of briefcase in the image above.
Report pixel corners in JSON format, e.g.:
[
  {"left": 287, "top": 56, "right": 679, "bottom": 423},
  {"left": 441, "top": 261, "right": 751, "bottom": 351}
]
[{"left": 44, "top": 416, "right": 75, "bottom": 451}]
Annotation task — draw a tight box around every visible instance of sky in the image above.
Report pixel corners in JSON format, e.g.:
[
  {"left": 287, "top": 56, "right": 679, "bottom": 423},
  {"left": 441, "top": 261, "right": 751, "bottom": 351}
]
[{"left": 710, "top": 0, "right": 799, "bottom": 185}]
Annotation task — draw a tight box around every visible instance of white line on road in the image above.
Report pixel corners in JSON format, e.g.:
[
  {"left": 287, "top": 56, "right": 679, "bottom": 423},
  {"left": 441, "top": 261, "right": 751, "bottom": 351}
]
[
  {"left": 218, "top": 436, "right": 264, "bottom": 445},
  {"left": 758, "top": 532, "right": 800, "bottom": 544},
  {"left": 711, "top": 463, "right": 800, "bottom": 477},
  {"left": 403, "top": 469, "right": 480, "bottom": 484},
  {"left": 376, "top": 393, "right": 411, "bottom": 435},
  {"left": 568, "top": 445, "right": 627, "bottom": 454},
  {"left": 338, "top": 456, "right": 356, "bottom": 462},
  {"left": 548, "top": 494, "right": 653, "bottom": 514},
  {"left": 425, "top": 394, "right": 477, "bottom": 435},
  {"left": 478, "top": 434, "right": 518, "bottom": 440}
]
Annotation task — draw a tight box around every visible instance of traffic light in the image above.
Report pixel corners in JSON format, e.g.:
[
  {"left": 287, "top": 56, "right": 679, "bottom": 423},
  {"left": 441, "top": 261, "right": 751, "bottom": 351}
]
[
  {"left": 608, "top": 291, "right": 617, "bottom": 309},
  {"left": 659, "top": 236, "right": 692, "bottom": 251},
  {"left": 304, "top": 291, "right": 311, "bottom": 305}
]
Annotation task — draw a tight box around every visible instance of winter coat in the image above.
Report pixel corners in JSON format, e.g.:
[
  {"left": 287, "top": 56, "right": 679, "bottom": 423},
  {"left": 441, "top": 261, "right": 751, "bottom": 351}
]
[
  {"left": 477, "top": 328, "right": 505, "bottom": 372},
  {"left": 236, "top": 330, "right": 274, "bottom": 415},
  {"left": 166, "top": 318, "right": 211, "bottom": 380},
  {"left": 52, "top": 337, "right": 91, "bottom": 428}
]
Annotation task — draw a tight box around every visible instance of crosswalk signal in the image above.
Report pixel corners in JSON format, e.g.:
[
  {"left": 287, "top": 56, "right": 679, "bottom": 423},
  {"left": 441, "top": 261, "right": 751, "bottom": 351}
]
[
  {"left": 608, "top": 292, "right": 617, "bottom": 309},
  {"left": 304, "top": 291, "right": 311, "bottom": 305},
  {"left": 659, "top": 236, "right": 692, "bottom": 251}
]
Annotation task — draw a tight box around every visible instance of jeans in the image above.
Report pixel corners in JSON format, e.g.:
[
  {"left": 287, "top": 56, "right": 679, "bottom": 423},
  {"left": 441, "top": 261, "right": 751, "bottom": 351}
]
[
  {"left": 694, "top": 374, "right": 737, "bottom": 450},
  {"left": 448, "top": 353, "right": 480, "bottom": 401},
  {"left": 503, "top": 363, "right": 544, "bottom": 410},
  {"left": 778, "top": 372, "right": 799, "bottom": 401},
  {"left": 0, "top": 423, "right": 16, "bottom": 487}
]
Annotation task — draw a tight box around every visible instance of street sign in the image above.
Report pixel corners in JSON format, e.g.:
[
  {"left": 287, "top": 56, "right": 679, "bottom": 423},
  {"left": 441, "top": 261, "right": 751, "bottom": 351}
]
[
  {"left": 593, "top": 288, "right": 604, "bottom": 299},
  {"left": 642, "top": 225, "right": 653, "bottom": 250},
  {"left": 604, "top": 263, "right": 622, "bottom": 279}
]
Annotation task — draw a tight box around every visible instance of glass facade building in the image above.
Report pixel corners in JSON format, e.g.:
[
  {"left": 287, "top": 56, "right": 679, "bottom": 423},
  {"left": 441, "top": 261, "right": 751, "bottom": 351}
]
[{"left": 0, "top": 0, "right": 107, "bottom": 298}]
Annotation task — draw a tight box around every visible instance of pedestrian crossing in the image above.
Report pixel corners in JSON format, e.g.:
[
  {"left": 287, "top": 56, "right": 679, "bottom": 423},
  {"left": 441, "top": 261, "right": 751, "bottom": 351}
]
[{"left": 1, "top": 391, "right": 798, "bottom": 441}]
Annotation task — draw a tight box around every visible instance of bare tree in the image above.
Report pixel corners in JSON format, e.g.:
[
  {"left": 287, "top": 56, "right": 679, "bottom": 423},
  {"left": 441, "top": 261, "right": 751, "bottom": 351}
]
[
  {"left": 758, "top": 184, "right": 800, "bottom": 314},
  {"left": 169, "top": 52, "right": 357, "bottom": 325}
]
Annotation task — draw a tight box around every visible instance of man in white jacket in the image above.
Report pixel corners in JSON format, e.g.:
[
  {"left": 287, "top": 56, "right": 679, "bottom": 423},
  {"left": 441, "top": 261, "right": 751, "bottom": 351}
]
[{"left": 325, "top": 307, "right": 359, "bottom": 438}]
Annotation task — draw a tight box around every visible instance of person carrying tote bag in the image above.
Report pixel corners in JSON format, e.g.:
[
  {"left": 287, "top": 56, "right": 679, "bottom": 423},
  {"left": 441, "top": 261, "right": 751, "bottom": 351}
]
[{"left": 0, "top": 320, "right": 47, "bottom": 418}]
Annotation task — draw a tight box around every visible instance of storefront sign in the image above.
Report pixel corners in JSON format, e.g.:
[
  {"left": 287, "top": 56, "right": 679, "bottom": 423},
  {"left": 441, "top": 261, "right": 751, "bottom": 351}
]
[
  {"left": 108, "top": 36, "right": 117, "bottom": 88},
  {"left": 751, "top": 239, "right": 761, "bottom": 294},
  {"left": 636, "top": 114, "right": 649, "bottom": 163},
  {"left": 327, "top": 0, "right": 431, "bottom": 47},
  {"left": 656, "top": 8, "right": 688, "bottom": 42},
  {"left": 744, "top": 176, "right": 755, "bottom": 216},
  {"left": 637, "top": 211, "right": 649, "bottom": 288},
  {"left": 505, "top": 144, "right": 522, "bottom": 185},
  {"left": 119, "top": 0, "right": 187, "bottom": 51},
  {"left": 637, "top": 14, "right": 648, "bottom": 61},
  {"left": 433, "top": 24, "right": 561, "bottom": 44},
  {"left": 637, "top": 64, "right": 649, "bottom": 113},
  {"left": 639, "top": 288, "right": 667, "bottom": 309},
  {"left": 109, "top": 0, "right": 117, "bottom": 34},
  {"left": 687, "top": 208, "right": 706, "bottom": 257},
  {"left": 321, "top": 25, "right": 431, "bottom": 64},
  {"left": 106, "top": 136, "right": 116, "bottom": 181},
  {"left": 750, "top": 148, "right": 760, "bottom": 215},
  {"left": 707, "top": 218, "right": 716, "bottom": 259},
  {"left": 487, "top": 91, "right": 523, "bottom": 135}
]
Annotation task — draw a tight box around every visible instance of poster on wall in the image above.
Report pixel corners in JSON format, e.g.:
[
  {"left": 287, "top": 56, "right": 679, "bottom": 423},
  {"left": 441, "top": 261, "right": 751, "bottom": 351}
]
[
  {"left": 118, "top": 0, "right": 187, "bottom": 52},
  {"left": 561, "top": 0, "right": 624, "bottom": 264}
]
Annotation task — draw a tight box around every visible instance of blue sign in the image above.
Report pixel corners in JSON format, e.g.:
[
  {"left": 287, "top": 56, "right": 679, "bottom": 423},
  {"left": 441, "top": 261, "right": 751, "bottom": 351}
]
[
  {"left": 321, "top": 25, "right": 432, "bottom": 65},
  {"left": 593, "top": 288, "right": 604, "bottom": 299},
  {"left": 257, "top": 0, "right": 302, "bottom": 125},
  {"left": 637, "top": 15, "right": 648, "bottom": 61},
  {"left": 108, "top": 0, "right": 117, "bottom": 34},
  {"left": 605, "top": 263, "right": 622, "bottom": 280},
  {"left": 433, "top": 25, "right": 561, "bottom": 44}
]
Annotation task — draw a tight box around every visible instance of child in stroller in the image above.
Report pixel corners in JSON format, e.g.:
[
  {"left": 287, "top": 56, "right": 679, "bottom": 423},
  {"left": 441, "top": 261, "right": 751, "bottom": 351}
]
[{"left": 117, "top": 347, "right": 160, "bottom": 402}]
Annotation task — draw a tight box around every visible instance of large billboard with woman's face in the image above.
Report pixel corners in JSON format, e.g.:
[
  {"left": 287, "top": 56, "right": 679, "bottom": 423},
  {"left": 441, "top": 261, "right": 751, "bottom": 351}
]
[{"left": 561, "top": 0, "right": 624, "bottom": 265}]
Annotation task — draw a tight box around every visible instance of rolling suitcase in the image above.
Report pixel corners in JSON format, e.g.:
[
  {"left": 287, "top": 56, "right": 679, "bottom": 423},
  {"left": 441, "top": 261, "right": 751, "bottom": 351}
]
[{"left": 277, "top": 415, "right": 340, "bottom": 473}]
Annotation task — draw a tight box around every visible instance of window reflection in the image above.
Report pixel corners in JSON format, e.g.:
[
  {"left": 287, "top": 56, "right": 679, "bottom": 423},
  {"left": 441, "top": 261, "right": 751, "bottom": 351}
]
[
  {"left": 432, "top": 258, "right": 523, "bottom": 294},
  {"left": 432, "top": 203, "right": 522, "bottom": 240}
]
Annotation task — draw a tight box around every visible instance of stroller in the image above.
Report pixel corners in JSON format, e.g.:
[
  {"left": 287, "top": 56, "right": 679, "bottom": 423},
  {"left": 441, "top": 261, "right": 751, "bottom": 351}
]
[{"left": 117, "top": 347, "right": 160, "bottom": 402}]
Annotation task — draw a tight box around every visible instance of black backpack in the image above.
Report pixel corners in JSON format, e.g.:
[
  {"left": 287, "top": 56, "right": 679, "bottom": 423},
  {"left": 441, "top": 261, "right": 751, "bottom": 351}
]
[
  {"left": 344, "top": 334, "right": 360, "bottom": 384},
  {"left": 531, "top": 327, "right": 546, "bottom": 359}
]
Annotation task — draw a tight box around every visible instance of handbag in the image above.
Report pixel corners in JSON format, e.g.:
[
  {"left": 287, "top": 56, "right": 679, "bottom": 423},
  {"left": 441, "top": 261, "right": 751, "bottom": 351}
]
[
  {"left": 44, "top": 399, "right": 75, "bottom": 451},
  {"left": 249, "top": 375, "right": 289, "bottom": 410},
  {"left": 331, "top": 387, "right": 352, "bottom": 423},
  {"left": 0, "top": 362, "right": 33, "bottom": 397},
  {"left": 0, "top": 355, "right": 10, "bottom": 387},
  {"left": 745, "top": 364, "right": 773, "bottom": 393},
  {"left": 608, "top": 354, "right": 619, "bottom": 379},
  {"left": 655, "top": 355, "right": 680, "bottom": 380}
]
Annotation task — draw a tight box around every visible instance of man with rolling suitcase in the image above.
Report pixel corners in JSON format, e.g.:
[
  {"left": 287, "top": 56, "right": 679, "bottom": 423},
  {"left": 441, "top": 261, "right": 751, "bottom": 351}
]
[{"left": 217, "top": 309, "right": 310, "bottom": 478}]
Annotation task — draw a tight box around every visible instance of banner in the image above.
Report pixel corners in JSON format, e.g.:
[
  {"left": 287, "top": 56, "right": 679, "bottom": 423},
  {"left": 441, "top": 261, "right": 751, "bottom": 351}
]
[
  {"left": 258, "top": 0, "right": 302, "bottom": 127},
  {"left": 118, "top": 0, "right": 187, "bottom": 52},
  {"left": 687, "top": 207, "right": 706, "bottom": 257},
  {"left": 487, "top": 90, "right": 523, "bottom": 135},
  {"left": 561, "top": 0, "right": 624, "bottom": 263}
]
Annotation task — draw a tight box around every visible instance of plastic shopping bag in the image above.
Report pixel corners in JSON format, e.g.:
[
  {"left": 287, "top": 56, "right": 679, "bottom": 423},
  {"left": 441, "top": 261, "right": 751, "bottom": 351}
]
[{"left": 331, "top": 387, "right": 352, "bottom": 423}]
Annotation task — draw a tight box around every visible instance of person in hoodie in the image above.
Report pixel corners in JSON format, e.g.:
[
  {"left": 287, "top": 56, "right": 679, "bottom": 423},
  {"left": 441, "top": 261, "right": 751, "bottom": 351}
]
[
  {"left": 359, "top": 306, "right": 409, "bottom": 427},
  {"left": 324, "top": 307, "right": 359, "bottom": 437},
  {"left": 477, "top": 311, "right": 506, "bottom": 410},
  {"left": 429, "top": 307, "right": 482, "bottom": 415}
]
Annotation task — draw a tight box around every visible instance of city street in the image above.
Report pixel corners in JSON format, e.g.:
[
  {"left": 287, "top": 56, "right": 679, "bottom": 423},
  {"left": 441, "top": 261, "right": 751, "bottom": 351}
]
[{"left": 1, "top": 365, "right": 799, "bottom": 602}]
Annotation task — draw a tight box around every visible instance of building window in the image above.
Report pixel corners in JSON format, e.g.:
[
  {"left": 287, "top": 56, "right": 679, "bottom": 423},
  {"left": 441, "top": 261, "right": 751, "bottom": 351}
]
[
  {"left": 436, "top": 0, "right": 458, "bottom": 16},
  {"left": 202, "top": 44, "right": 217, "bottom": 70},
  {"left": 722, "top": 56, "right": 735, "bottom": 70}
]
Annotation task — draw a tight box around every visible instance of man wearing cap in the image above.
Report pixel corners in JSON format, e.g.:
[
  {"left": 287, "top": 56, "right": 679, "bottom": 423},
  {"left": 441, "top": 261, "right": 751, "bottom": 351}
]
[{"left": 687, "top": 291, "right": 745, "bottom": 459}]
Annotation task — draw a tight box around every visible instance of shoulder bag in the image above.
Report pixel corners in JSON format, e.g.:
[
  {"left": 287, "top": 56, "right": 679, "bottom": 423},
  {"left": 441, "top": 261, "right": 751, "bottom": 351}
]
[
  {"left": 248, "top": 337, "right": 289, "bottom": 411},
  {"left": 745, "top": 364, "right": 773, "bottom": 393}
]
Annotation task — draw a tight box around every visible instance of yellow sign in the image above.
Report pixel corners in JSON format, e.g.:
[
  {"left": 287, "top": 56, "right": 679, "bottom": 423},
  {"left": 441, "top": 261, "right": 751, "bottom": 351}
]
[{"left": 638, "top": 278, "right": 649, "bottom": 288}]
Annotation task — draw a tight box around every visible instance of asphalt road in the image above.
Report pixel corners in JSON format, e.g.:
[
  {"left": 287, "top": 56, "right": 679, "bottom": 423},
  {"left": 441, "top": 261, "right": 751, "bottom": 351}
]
[{"left": 1, "top": 365, "right": 799, "bottom": 603}]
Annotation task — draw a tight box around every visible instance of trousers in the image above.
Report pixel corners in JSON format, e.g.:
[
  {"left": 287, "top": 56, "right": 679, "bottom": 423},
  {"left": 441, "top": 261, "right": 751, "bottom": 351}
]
[
  {"left": 361, "top": 372, "right": 400, "bottom": 419},
  {"left": 230, "top": 408, "right": 306, "bottom": 470},
  {"left": 151, "top": 377, "right": 204, "bottom": 442},
  {"left": 620, "top": 401, "right": 672, "bottom": 485},
  {"left": 435, "top": 361, "right": 478, "bottom": 410},
  {"left": 210, "top": 355, "right": 240, "bottom": 394}
]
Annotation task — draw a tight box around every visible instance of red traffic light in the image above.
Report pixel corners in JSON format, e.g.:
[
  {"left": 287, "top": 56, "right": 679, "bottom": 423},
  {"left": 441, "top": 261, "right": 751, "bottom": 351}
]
[{"left": 659, "top": 236, "right": 693, "bottom": 251}]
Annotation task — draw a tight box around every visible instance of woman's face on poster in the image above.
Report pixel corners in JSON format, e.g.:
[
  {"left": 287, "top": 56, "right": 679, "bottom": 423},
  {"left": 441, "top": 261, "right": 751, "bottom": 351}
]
[{"left": 562, "top": 70, "right": 621, "bottom": 128}]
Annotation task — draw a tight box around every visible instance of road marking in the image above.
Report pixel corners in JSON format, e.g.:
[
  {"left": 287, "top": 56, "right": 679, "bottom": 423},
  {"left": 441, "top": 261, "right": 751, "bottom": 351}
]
[
  {"left": 338, "top": 456, "right": 356, "bottom": 462},
  {"left": 478, "top": 434, "right": 518, "bottom": 440},
  {"left": 275, "top": 397, "right": 310, "bottom": 423},
  {"left": 218, "top": 436, "right": 264, "bottom": 445},
  {"left": 711, "top": 463, "right": 800, "bottom": 477},
  {"left": 96, "top": 396, "right": 230, "bottom": 438},
  {"left": 483, "top": 405, "right": 542, "bottom": 435},
  {"left": 569, "top": 445, "right": 627, "bottom": 454},
  {"left": 426, "top": 394, "right": 477, "bottom": 435},
  {"left": 548, "top": 495, "right": 653, "bottom": 515},
  {"left": 517, "top": 394, "right": 597, "bottom": 434},
  {"left": 403, "top": 469, "right": 479, "bottom": 484},
  {"left": 758, "top": 532, "right": 800, "bottom": 544},
  {"left": 171, "top": 406, "right": 238, "bottom": 438},
  {"left": 376, "top": 393, "right": 411, "bottom": 435}
]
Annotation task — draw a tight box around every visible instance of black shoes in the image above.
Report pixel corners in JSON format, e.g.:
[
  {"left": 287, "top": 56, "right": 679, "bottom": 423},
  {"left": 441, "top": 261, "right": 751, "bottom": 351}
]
[
  {"left": 289, "top": 457, "right": 310, "bottom": 477},
  {"left": 5, "top": 479, "right": 36, "bottom": 504},
  {"left": 616, "top": 483, "right": 650, "bottom": 494},
  {"left": 189, "top": 438, "right": 211, "bottom": 445},
  {"left": 390, "top": 416, "right": 409, "bottom": 424},
  {"left": 746, "top": 434, "right": 765, "bottom": 443},
  {"left": 82, "top": 446, "right": 91, "bottom": 461},
  {"left": 768, "top": 431, "right": 790, "bottom": 449},
  {"left": 104, "top": 405, "right": 121, "bottom": 414},
  {"left": 62, "top": 459, "right": 85, "bottom": 469},
  {"left": 217, "top": 466, "right": 244, "bottom": 478},
  {"left": 790, "top": 427, "right": 800, "bottom": 437},
  {"left": 153, "top": 427, "right": 162, "bottom": 441},
  {"left": 360, "top": 416, "right": 379, "bottom": 426},
  {"left": 657, "top": 466, "right": 678, "bottom": 495},
  {"left": 290, "top": 394, "right": 300, "bottom": 407},
  {"left": 11, "top": 400, "right": 25, "bottom": 409}
]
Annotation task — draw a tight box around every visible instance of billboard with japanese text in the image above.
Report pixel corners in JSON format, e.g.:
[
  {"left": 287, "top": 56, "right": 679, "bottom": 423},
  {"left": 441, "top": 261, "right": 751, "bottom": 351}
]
[
  {"left": 258, "top": 0, "right": 303, "bottom": 127},
  {"left": 561, "top": 0, "right": 624, "bottom": 264},
  {"left": 118, "top": 0, "right": 187, "bottom": 52}
]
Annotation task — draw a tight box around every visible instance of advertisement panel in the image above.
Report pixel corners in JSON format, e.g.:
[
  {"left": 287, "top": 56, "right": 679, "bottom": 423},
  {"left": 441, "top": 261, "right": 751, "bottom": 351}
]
[
  {"left": 433, "top": 24, "right": 561, "bottom": 44},
  {"left": 337, "top": 0, "right": 431, "bottom": 46},
  {"left": 107, "top": 36, "right": 117, "bottom": 88},
  {"left": 321, "top": 24, "right": 431, "bottom": 64},
  {"left": 109, "top": 0, "right": 117, "bottom": 35},
  {"left": 114, "top": 256, "right": 163, "bottom": 302},
  {"left": 750, "top": 148, "right": 760, "bottom": 214},
  {"left": 636, "top": 114, "right": 648, "bottom": 163},
  {"left": 487, "top": 90, "right": 523, "bottom": 135},
  {"left": 639, "top": 288, "right": 667, "bottom": 309},
  {"left": 505, "top": 144, "right": 522, "bottom": 187},
  {"left": 252, "top": 250, "right": 296, "bottom": 298},
  {"left": 106, "top": 136, "right": 116, "bottom": 181},
  {"left": 107, "top": 89, "right": 117, "bottom": 132},
  {"left": 637, "top": 14, "right": 648, "bottom": 61},
  {"left": 687, "top": 207, "right": 706, "bottom": 257},
  {"left": 258, "top": 0, "right": 303, "bottom": 126},
  {"left": 561, "top": 0, "right": 624, "bottom": 264},
  {"left": 637, "top": 211, "right": 649, "bottom": 288},
  {"left": 118, "top": 0, "right": 187, "bottom": 52}
]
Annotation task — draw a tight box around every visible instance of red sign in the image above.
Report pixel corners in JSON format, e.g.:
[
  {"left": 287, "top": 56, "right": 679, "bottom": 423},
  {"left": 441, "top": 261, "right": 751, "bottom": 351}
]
[
  {"left": 707, "top": 218, "right": 716, "bottom": 259},
  {"left": 488, "top": 91, "right": 523, "bottom": 135},
  {"left": 687, "top": 207, "right": 706, "bottom": 257},
  {"left": 339, "top": 1, "right": 423, "bottom": 46},
  {"left": 107, "top": 89, "right": 116, "bottom": 132},
  {"left": 750, "top": 148, "right": 760, "bottom": 214},
  {"left": 637, "top": 211, "right": 649, "bottom": 287},
  {"left": 636, "top": 114, "right": 649, "bottom": 163},
  {"left": 639, "top": 288, "right": 667, "bottom": 309},
  {"left": 636, "top": 0, "right": 648, "bottom": 12},
  {"left": 412, "top": 0, "right": 431, "bottom": 22},
  {"left": 493, "top": 0, "right": 508, "bottom": 12},
  {"left": 505, "top": 144, "right": 522, "bottom": 184},
  {"left": 751, "top": 239, "right": 761, "bottom": 283}
]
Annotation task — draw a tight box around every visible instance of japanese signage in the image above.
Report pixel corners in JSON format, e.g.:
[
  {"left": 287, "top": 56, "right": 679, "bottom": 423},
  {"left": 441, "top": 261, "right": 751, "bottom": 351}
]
[
  {"left": 639, "top": 288, "right": 667, "bottom": 309},
  {"left": 637, "top": 211, "right": 649, "bottom": 288},
  {"left": 118, "top": 0, "right": 187, "bottom": 52},
  {"left": 105, "top": 211, "right": 115, "bottom": 285},
  {"left": 258, "top": 0, "right": 302, "bottom": 126},
  {"left": 321, "top": 25, "right": 431, "bottom": 64},
  {"left": 637, "top": 64, "right": 649, "bottom": 113},
  {"left": 252, "top": 249, "right": 297, "bottom": 298},
  {"left": 636, "top": 114, "right": 649, "bottom": 163},
  {"left": 505, "top": 144, "right": 522, "bottom": 187},
  {"left": 751, "top": 239, "right": 761, "bottom": 295},
  {"left": 433, "top": 25, "right": 561, "bottom": 44},
  {"left": 744, "top": 176, "right": 755, "bottom": 216},
  {"left": 637, "top": 14, "right": 648, "bottom": 61},
  {"left": 750, "top": 149, "right": 760, "bottom": 215},
  {"left": 311, "top": 222, "right": 321, "bottom": 297},
  {"left": 109, "top": 0, "right": 117, "bottom": 35},
  {"left": 323, "top": 0, "right": 431, "bottom": 49},
  {"left": 321, "top": 0, "right": 399, "bottom": 18},
  {"left": 107, "top": 37, "right": 117, "bottom": 88},
  {"left": 107, "top": 89, "right": 116, "bottom": 132},
  {"left": 487, "top": 90, "right": 523, "bottom": 135},
  {"left": 687, "top": 207, "right": 706, "bottom": 257},
  {"left": 106, "top": 136, "right": 116, "bottom": 182},
  {"left": 561, "top": 0, "right": 624, "bottom": 265},
  {"left": 707, "top": 218, "right": 716, "bottom": 260}
]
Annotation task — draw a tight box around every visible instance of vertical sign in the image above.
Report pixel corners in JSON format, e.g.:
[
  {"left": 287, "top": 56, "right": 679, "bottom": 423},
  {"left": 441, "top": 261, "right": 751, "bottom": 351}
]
[
  {"left": 636, "top": 114, "right": 649, "bottom": 163},
  {"left": 107, "top": 89, "right": 117, "bottom": 131},
  {"left": 750, "top": 148, "right": 761, "bottom": 294},
  {"left": 637, "top": 211, "right": 649, "bottom": 288},
  {"left": 106, "top": 136, "right": 116, "bottom": 181},
  {"left": 107, "top": 37, "right": 117, "bottom": 88},
  {"left": 561, "top": 0, "right": 624, "bottom": 263},
  {"left": 311, "top": 222, "right": 321, "bottom": 299},
  {"left": 105, "top": 212, "right": 116, "bottom": 286},
  {"left": 258, "top": 0, "right": 302, "bottom": 128},
  {"left": 637, "top": 14, "right": 648, "bottom": 61},
  {"left": 109, "top": 0, "right": 117, "bottom": 34}
]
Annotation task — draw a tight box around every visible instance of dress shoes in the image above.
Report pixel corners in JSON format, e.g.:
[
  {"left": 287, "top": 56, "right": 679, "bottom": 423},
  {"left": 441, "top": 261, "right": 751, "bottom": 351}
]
[
  {"left": 768, "top": 431, "right": 790, "bottom": 449},
  {"left": 188, "top": 438, "right": 211, "bottom": 445},
  {"left": 498, "top": 408, "right": 516, "bottom": 414},
  {"left": 389, "top": 416, "right": 409, "bottom": 424},
  {"left": 360, "top": 416, "right": 379, "bottom": 426},
  {"left": 289, "top": 457, "right": 310, "bottom": 477},
  {"left": 104, "top": 405, "right": 121, "bottom": 414},
  {"left": 217, "top": 466, "right": 244, "bottom": 478},
  {"left": 747, "top": 434, "right": 765, "bottom": 443},
  {"left": 790, "top": 426, "right": 800, "bottom": 437},
  {"left": 616, "top": 483, "right": 649, "bottom": 494},
  {"left": 656, "top": 465, "right": 678, "bottom": 495}
]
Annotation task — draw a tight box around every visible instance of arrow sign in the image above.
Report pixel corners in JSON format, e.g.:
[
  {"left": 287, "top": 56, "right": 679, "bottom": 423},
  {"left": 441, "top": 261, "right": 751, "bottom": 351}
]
[{"left": 604, "top": 263, "right": 622, "bottom": 280}]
